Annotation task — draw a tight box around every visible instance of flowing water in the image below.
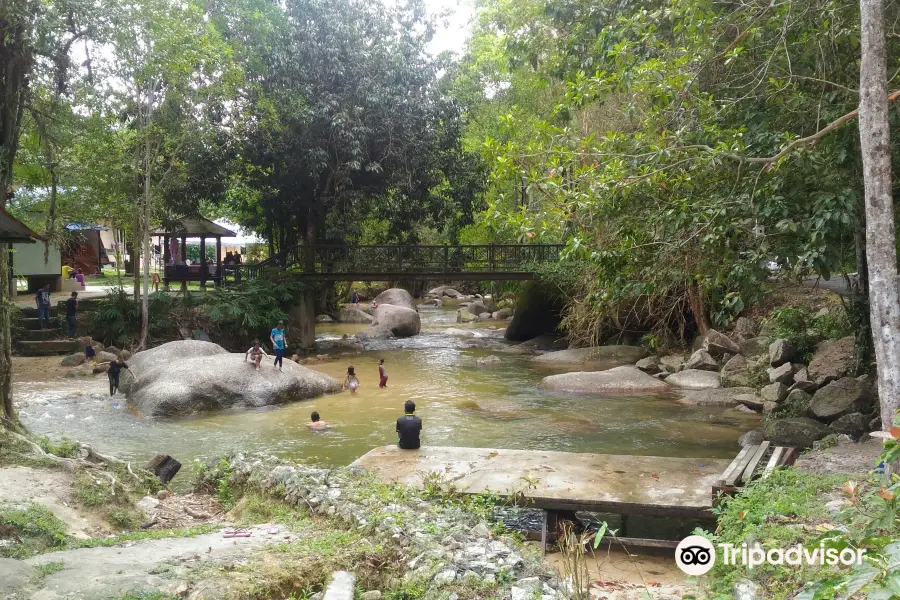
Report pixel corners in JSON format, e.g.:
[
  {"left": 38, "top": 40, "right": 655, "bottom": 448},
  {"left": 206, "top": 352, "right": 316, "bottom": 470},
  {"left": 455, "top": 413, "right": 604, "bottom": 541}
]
[{"left": 16, "top": 306, "right": 758, "bottom": 472}]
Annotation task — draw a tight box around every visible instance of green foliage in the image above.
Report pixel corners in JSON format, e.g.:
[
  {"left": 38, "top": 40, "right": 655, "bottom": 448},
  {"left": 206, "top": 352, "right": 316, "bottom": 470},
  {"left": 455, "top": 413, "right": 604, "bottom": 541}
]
[
  {"left": 73, "top": 473, "right": 115, "bottom": 508},
  {"left": 34, "top": 561, "right": 66, "bottom": 581},
  {"left": 70, "top": 524, "right": 221, "bottom": 551},
  {"left": 0, "top": 503, "right": 69, "bottom": 558},
  {"left": 107, "top": 507, "right": 145, "bottom": 530},
  {"left": 37, "top": 437, "right": 78, "bottom": 458},
  {"left": 767, "top": 305, "right": 853, "bottom": 359},
  {"left": 89, "top": 287, "right": 175, "bottom": 348},
  {"left": 707, "top": 469, "right": 846, "bottom": 597}
]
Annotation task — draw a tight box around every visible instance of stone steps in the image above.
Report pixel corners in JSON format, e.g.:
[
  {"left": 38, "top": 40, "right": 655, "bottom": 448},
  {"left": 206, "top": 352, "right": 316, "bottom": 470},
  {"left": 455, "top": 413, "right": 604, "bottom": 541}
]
[
  {"left": 20, "top": 317, "right": 61, "bottom": 331},
  {"left": 17, "top": 340, "right": 82, "bottom": 356},
  {"left": 18, "top": 328, "right": 60, "bottom": 342},
  {"left": 323, "top": 571, "right": 356, "bottom": 600}
]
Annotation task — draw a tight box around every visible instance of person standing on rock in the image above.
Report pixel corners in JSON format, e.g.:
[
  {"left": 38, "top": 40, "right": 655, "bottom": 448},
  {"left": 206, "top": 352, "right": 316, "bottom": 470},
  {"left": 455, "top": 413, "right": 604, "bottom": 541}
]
[
  {"left": 244, "top": 340, "right": 268, "bottom": 371},
  {"left": 35, "top": 284, "right": 51, "bottom": 329},
  {"left": 104, "top": 356, "right": 129, "bottom": 396},
  {"left": 378, "top": 358, "right": 388, "bottom": 388},
  {"left": 65, "top": 291, "right": 79, "bottom": 338},
  {"left": 270, "top": 320, "right": 286, "bottom": 372},
  {"left": 396, "top": 400, "right": 422, "bottom": 450},
  {"left": 350, "top": 288, "right": 359, "bottom": 308}
]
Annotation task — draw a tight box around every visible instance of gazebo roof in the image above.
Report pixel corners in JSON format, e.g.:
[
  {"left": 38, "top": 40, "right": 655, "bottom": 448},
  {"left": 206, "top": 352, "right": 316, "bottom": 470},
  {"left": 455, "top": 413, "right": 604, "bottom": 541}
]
[
  {"left": 0, "top": 207, "right": 42, "bottom": 243},
  {"left": 152, "top": 217, "right": 236, "bottom": 237}
]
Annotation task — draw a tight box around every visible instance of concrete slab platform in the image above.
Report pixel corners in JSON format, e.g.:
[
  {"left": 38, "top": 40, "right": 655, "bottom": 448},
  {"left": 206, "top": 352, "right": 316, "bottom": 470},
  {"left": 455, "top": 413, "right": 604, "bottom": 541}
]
[{"left": 352, "top": 446, "right": 732, "bottom": 518}]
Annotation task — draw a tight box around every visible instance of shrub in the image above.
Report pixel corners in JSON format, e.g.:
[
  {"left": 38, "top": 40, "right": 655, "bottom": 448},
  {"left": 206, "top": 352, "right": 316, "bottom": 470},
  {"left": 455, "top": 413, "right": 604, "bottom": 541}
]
[{"left": 0, "top": 503, "right": 69, "bottom": 558}]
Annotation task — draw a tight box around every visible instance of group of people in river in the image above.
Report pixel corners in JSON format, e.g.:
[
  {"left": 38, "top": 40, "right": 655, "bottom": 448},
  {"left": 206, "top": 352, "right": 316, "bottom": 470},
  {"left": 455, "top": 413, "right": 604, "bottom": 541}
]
[
  {"left": 341, "top": 359, "right": 388, "bottom": 392},
  {"left": 306, "top": 400, "right": 422, "bottom": 450}
]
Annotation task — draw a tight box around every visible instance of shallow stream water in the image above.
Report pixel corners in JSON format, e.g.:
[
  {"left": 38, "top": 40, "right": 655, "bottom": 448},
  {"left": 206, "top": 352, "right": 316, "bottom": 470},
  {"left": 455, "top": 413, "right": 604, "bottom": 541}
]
[{"left": 16, "top": 306, "right": 758, "bottom": 471}]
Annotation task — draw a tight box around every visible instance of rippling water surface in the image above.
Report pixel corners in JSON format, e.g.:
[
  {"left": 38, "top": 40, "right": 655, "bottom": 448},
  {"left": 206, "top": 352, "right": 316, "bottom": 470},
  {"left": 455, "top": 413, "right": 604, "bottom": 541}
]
[{"left": 16, "top": 306, "right": 758, "bottom": 471}]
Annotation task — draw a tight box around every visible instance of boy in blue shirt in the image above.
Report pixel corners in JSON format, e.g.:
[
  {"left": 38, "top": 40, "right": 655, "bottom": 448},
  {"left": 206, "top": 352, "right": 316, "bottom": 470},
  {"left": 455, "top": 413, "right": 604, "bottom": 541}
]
[{"left": 270, "top": 320, "right": 286, "bottom": 372}]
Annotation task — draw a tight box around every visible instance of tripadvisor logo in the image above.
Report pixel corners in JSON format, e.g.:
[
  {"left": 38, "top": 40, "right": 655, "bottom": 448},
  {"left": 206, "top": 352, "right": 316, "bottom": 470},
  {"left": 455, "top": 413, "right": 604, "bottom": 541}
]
[{"left": 675, "top": 535, "right": 866, "bottom": 575}]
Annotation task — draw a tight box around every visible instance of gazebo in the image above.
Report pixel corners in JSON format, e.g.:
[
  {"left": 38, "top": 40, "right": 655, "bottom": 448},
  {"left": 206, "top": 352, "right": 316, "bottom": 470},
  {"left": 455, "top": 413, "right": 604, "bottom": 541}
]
[
  {"left": 151, "top": 217, "right": 236, "bottom": 289},
  {"left": 0, "top": 206, "right": 42, "bottom": 296}
]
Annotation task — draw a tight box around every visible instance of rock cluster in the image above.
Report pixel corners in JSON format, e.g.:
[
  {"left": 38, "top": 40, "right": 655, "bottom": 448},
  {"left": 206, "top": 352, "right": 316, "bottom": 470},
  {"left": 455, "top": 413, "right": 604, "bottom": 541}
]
[{"left": 205, "top": 454, "right": 563, "bottom": 598}]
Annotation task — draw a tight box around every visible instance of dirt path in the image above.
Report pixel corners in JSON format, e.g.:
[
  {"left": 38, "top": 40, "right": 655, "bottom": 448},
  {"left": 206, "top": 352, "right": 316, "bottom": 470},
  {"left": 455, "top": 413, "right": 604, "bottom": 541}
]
[
  {"left": 0, "top": 467, "right": 101, "bottom": 540},
  {"left": 794, "top": 439, "right": 883, "bottom": 477},
  {"left": 1, "top": 525, "right": 291, "bottom": 600}
]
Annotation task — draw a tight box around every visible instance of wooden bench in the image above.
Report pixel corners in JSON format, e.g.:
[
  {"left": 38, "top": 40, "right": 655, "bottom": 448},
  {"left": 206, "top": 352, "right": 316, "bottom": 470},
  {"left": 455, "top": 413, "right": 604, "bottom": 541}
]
[{"left": 712, "top": 442, "right": 797, "bottom": 501}]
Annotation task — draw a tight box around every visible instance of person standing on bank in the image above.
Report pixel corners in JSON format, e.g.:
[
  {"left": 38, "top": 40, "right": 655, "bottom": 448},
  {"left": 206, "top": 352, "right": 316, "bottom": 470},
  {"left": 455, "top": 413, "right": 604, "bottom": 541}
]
[
  {"left": 65, "top": 292, "right": 79, "bottom": 338},
  {"left": 35, "top": 284, "right": 51, "bottom": 329},
  {"left": 270, "top": 320, "right": 286, "bottom": 372},
  {"left": 396, "top": 400, "right": 422, "bottom": 450}
]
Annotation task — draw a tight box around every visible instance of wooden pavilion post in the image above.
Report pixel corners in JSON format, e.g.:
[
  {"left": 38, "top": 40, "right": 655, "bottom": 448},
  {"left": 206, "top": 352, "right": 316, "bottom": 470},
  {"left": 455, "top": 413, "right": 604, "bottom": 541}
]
[
  {"left": 180, "top": 236, "right": 187, "bottom": 292},
  {"left": 162, "top": 234, "right": 170, "bottom": 291},
  {"left": 199, "top": 236, "right": 207, "bottom": 289},
  {"left": 215, "top": 236, "right": 222, "bottom": 286}
]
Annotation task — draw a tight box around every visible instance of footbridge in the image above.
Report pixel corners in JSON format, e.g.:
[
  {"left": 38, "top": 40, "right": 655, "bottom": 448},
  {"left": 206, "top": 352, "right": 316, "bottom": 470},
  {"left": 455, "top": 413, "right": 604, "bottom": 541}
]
[{"left": 225, "top": 244, "right": 565, "bottom": 282}]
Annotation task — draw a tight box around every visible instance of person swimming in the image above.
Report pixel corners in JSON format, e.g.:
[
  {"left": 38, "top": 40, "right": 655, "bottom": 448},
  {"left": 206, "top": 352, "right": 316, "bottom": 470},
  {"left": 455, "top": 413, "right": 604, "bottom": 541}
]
[{"left": 307, "top": 411, "right": 329, "bottom": 430}]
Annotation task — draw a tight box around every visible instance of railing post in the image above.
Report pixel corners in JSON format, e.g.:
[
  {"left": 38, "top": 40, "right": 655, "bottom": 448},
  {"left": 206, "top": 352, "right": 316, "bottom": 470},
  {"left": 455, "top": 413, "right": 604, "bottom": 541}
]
[
  {"left": 489, "top": 245, "right": 496, "bottom": 271},
  {"left": 444, "top": 246, "right": 449, "bottom": 274}
]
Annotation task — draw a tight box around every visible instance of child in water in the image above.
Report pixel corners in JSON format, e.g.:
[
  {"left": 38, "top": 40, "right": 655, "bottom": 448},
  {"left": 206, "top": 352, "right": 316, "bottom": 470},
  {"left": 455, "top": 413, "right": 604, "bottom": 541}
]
[{"left": 343, "top": 366, "right": 359, "bottom": 394}]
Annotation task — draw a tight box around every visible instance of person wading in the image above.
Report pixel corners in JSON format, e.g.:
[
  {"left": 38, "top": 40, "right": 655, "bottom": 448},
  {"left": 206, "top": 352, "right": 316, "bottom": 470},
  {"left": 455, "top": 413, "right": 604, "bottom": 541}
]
[{"left": 396, "top": 400, "right": 422, "bottom": 450}]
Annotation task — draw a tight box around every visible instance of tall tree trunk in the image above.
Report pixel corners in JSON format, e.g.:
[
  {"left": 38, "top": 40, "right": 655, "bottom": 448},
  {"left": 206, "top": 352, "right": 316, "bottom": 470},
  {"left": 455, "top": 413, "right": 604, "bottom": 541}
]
[
  {"left": 859, "top": 0, "right": 900, "bottom": 473},
  {"left": 851, "top": 193, "right": 873, "bottom": 374},
  {"left": 138, "top": 143, "right": 152, "bottom": 349},
  {"left": 0, "top": 243, "right": 15, "bottom": 430}
]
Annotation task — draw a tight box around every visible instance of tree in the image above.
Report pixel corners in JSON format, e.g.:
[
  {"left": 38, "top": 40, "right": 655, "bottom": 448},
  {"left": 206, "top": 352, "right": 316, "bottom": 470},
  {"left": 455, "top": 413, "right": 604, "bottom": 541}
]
[{"left": 858, "top": 0, "right": 900, "bottom": 469}]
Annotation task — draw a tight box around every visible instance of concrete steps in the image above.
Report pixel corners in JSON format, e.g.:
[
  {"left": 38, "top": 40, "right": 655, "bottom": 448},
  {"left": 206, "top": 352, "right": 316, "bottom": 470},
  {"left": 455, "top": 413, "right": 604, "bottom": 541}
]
[
  {"left": 16, "top": 340, "right": 82, "bottom": 356},
  {"left": 20, "top": 317, "right": 61, "bottom": 331},
  {"left": 19, "top": 328, "right": 61, "bottom": 341}
]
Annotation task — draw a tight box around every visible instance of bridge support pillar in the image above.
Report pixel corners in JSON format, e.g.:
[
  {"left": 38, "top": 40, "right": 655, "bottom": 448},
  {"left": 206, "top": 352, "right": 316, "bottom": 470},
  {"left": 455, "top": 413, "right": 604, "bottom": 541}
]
[{"left": 290, "top": 288, "right": 316, "bottom": 351}]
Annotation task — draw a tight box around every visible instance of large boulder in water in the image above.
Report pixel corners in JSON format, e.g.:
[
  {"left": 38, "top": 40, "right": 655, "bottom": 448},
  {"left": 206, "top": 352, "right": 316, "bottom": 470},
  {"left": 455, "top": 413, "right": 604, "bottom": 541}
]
[
  {"left": 371, "top": 304, "right": 421, "bottom": 338},
  {"left": 665, "top": 369, "right": 722, "bottom": 389},
  {"left": 539, "top": 366, "right": 670, "bottom": 395},
  {"left": 532, "top": 346, "right": 647, "bottom": 368},
  {"left": 505, "top": 281, "right": 564, "bottom": 342},
  {"left": 122, "top": 341, "right": 340, "bottom": 416},
  {"left": 374, "top": 288, "right": 417, "bottom": 311},
  {"left": 338, "top": 307, "right": 374, "bottom": 324},
  {"left": 119, "top": 340, "right": 227, "bottom": 394}
]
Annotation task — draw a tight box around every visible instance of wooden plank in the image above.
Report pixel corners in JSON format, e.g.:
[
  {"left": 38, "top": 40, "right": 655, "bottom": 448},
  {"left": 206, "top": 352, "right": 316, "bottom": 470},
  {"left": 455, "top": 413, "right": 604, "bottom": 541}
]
[
  {"left": 762, "top": 447, "right": 785, "bottom": 479},
  {"left": 593, "top": 536, "right": 681, "bottom": 550},
  {"left": 725, "top": 445, "right": 758, "bottom": 487},
  {"left": 780, "top": 447, "right": 798, "bottom": 467},
  {"left": 740, "top": 441, "right": 770, "bottom": 484},
  {"left": 717, "top": 445, "right": 753, "bottom": 486}
]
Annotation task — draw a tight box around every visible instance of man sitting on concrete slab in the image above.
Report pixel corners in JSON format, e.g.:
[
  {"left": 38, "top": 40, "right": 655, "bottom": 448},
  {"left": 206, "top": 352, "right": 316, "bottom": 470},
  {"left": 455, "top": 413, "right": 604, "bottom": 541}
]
[{"left": 396, "top": 400, "right": 422, "bottom": 450}]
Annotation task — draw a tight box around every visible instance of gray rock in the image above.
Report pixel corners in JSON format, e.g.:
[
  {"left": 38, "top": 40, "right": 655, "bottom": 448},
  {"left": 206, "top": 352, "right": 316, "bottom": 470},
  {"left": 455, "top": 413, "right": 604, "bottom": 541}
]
[
  {"left": 768, "top": 339, "right": 797, "bottom": 367},
  {"left": 830, "top": 412, "right": 870, "bottom": 440},
  {"left": 0, "top": 558, "right": 35, "bottom": 597},
  {"left": 324, "top": 571, "right": 356, "bottom": 600},
  {"left": 540, "top": 366, "right": 670, "bottom": 395},
  {"left": 734, "top": 579, "right": 762, "bottom": 600},
  {"left": 665, "top": 369, "right": 722, "bottom": 389},
  {"left": 760, "top": 382, "right": 789, "bottom": 403},
  {"left": 428, "top": 286, "right": 462, "bottom": 298},
  {"left": 684, "top": 349, "right": 719, "bottom": 372},
  {"left": 808, "top": 336, "right": 856, "bottom": 385},
  {"left": 676, "top": 387, "right": 756, "bottom": 407},
  {"left": 120, "top": 349, "right": 132, "bottom": 361},
  {"left": 360, "top": 592, "right": 382, "bottom": 600},
  {"left": 735, "top": 404, "right": 757, "bottom": 413},
  {"left": 635, "top": 356, "right": 662, "bottom": 374},
  {"left": 477, "top": 312, "right": 493, "bottom": 320},
  {"left": 373, "top": 288, "right": 417, "bottom": 311},
  {"left": 732, "top": 393, "right": 765, "bottom": 410},
  {"left": 476, "top": 355, "right": 501, "bottom": 365},
  {"left": 517, "top": 335, "right": 568, "bottom": 351},
  {"left": 762, "top": 401, "right": 778, "bottom": 414},
  {"left": 786, "top": 388, "right": 812, "bottom": 406},
  {"left": 456, "top": 309, "right": 479, "bottom": 323},
  {"left": 870, "top": 415, "right": 882, "bottom": 431},
  {"left": 124, "top": 342, "right": 341, "bottom": 417},
  {"left": 104, "top": 345, "right": 122, "bottom": 356},
  {"left": 119, "top": 340, "right": 228, "bottom": 394},
  {"left": 421, "top": 298, "right": 442, "bottom": 308},
  {"left": 810, "top": 378, "right": 873, "bottom": 421},
  {"left": 371, "top": 305, "right": 421, "bottom": 338},
  {"left": 768, "top": 362, "right": 795, "bottom": 384},
  {"left": 338, "top": 308, "right": 373, "bottom": 324},
  {"left": 60, "top": 353, "right": 85, "bottom": 367},
  {"left": 433, "top": 569, "right": 457, "bottom": 585},
  {"left": 659, "top": 354, "right": 685, "bottom": 371},
  {"left": 738, "top": 430, "right": 764, "bottom": 447},
  {"left": 789, "top": 380, "right": 819, "bottom": 394},
  {"left": 732, "top": 317, "right": 757, "bottom": 341},
  {"left": 316, "top": 314, "right": 334, "bottom": 323},
  {"left": 492, "top": 308, "right": 513, "bottom": 320},
  {"left": 532, "top": 346, "right": 648, "bottom": 367},
  {"left": 738, "top": 336, "right": 767, "bottom": 358},
  {"left": 763, "top": 417, "right": 830, "bottom": 449},
  {"left": 721, "top": 354, "right": 750, "bottom": 386},
  {"left": 468, "top": 300, "right": 488, "bottom": 315},
  {"left": 95, "top": 351, "right": 119, "bottom": 364},
  {"left": 504, "top": 281, "right": 563, "bottom": 342},
  {"left": 703, "top": 329, "right": 741, "bottom": 358}
]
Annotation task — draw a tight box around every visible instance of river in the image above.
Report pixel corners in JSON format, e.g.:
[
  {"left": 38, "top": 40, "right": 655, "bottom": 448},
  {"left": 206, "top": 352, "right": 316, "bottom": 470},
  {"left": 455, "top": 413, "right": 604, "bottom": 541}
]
[{"left": 15, "top": 305, "right": 758, "bottom": 471}]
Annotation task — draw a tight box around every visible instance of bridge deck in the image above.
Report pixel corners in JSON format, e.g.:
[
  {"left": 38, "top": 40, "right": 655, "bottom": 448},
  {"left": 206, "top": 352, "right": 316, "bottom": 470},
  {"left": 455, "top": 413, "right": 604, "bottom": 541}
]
[{"left": 352, "top": 446, "right": 731, "bottom": 519}]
